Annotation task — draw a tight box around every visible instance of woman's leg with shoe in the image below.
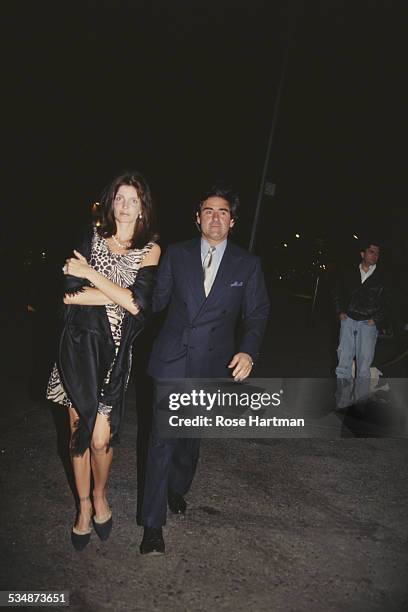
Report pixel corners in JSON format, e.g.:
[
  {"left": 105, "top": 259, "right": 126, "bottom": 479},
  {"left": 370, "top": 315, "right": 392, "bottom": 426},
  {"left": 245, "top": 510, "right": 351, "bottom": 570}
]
[
  {"left": 68, "top": 407, "right": 93, "bottom": 532},
  {"left": 91, "top": 412, "right": 112, "bottom": 521}
]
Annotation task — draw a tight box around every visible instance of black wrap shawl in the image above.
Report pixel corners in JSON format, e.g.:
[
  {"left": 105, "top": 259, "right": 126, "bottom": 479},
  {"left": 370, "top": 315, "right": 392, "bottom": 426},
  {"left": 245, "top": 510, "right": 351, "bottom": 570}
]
[{"left": 57, "top": 225, "right": 157, "bottom": 454}]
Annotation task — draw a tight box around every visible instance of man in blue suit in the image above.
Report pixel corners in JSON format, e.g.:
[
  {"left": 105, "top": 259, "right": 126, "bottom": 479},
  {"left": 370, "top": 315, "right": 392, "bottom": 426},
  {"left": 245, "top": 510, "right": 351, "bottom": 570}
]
[{"left": 140, "top": 184, "right": 270, "bottom": 554}]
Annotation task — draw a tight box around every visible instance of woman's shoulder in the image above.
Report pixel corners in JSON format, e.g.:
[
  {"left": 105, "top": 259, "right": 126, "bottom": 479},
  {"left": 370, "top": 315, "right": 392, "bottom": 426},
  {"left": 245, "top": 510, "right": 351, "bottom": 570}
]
[
  {"left": 138, "top": 240, "right": 160, "bottom": 254},
  {"left": 139, "top": 241, "right": 161, "bottom": 266},
  {"left": 90, "top": 224, "right": 107, "bottom": 249},
  {"left": 148, "top": 240, "right": 160, "bottom": 251}
]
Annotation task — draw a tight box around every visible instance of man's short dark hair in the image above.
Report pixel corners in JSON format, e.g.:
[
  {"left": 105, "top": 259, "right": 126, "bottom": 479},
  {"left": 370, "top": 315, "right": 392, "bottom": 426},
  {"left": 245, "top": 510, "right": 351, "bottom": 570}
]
[
  {"left": 360, "top": 239, "right": 381, "bottom": 252},
  {"left": 196, "top": 183, "right": 240, "bottom": 221}
]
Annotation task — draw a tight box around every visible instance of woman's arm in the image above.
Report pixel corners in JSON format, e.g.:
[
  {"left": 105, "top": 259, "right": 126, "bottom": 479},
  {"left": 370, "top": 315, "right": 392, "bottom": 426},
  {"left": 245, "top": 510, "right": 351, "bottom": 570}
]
[
  {"left": 63, "top": 287, "right": 114, "bottom": 306},
  {"left": 64, "top": 244, "right": 161, "bottom": 315}
]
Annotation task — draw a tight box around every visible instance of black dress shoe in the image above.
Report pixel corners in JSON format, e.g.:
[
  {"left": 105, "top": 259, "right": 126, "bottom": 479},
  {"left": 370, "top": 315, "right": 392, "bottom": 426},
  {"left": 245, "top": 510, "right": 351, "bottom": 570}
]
[
  {"left": 93, "top": 512, "right": 113, "bottom": 541},
  {"left": 168, "top": 490, "right": 187, "bottom": 515},
  {"left": 140, "top": 527, "right": 165, "bottom": 555}
]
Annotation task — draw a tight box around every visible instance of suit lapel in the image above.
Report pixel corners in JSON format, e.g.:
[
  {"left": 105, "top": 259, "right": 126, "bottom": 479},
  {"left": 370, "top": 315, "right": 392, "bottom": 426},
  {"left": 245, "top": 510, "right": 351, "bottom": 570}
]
[
  {"left": 183, "top": 239, "right": 243, "bottom": 320},
  {"left": 183, "top": 239, "right": 206, "bottom": 311},
  {"left": 200, "top": 241, "right": 242, "bottom": 310}
]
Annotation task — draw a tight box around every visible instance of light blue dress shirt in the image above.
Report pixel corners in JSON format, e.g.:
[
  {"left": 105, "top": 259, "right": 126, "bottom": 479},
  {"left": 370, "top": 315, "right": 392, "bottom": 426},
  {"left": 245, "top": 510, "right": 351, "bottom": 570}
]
[{"left": 201, "top": 238, "right": 227, "bottom": 277}]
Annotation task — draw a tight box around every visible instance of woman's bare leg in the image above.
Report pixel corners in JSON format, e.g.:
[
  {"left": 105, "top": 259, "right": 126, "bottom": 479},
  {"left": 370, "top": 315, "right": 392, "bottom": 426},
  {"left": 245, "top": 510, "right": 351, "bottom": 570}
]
[
  {"left": 91, "top": 412, "right": 113, "bottom": 520},
  {"left": 68, "top": 407, "right": 92, "bottom": 532}
]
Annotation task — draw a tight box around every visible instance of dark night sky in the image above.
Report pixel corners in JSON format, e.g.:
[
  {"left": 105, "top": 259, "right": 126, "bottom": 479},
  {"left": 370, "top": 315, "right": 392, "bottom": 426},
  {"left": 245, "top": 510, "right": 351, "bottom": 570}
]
[{"left": 2, "top": 0, "right": 406, "bottom": 265}]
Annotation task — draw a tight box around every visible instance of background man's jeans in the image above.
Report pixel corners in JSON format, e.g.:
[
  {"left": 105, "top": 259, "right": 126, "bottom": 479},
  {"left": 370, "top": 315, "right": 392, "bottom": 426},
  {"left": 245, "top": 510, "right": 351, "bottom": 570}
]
[{"left": 335, "top": 317, "right": 378, "bottom": 378}]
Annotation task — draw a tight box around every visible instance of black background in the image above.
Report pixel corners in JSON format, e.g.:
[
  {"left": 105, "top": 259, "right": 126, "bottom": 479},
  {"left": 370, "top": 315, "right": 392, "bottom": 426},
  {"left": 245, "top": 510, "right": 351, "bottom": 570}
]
[{"left": 2, "top": 0, "right": 406, "bottom": 268}]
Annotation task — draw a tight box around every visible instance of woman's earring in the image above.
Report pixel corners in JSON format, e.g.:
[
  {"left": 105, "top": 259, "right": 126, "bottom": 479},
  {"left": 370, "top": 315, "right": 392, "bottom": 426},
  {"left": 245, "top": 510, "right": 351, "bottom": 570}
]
[{"left": 138, "top": 213, "right": 142, "bottom": 219}]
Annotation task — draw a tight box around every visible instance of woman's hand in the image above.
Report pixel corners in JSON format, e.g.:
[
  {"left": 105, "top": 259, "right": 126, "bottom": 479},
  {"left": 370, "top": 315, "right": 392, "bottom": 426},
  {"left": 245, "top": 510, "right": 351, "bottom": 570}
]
[{"left": 63, "top": 250, "right": 92, "bottom": 279}]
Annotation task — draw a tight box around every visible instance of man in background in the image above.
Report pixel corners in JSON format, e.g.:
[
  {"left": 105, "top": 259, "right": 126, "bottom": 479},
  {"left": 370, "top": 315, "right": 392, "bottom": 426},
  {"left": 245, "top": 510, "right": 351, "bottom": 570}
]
[{"left": 333, "top": 240, "right": 388, "bottom": 406}]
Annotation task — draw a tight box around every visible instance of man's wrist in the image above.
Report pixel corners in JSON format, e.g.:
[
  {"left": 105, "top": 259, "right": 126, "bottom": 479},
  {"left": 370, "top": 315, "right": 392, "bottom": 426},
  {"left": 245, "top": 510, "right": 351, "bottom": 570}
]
[{"left": 242, "top": 352, "right": 254, "bottom": 366}]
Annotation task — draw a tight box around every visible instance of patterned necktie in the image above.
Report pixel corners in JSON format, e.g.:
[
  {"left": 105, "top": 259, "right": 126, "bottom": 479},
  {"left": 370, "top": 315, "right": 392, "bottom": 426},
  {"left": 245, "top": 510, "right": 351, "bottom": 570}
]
[{"left": 203, "top": 246, "right": 216, "bottom": 297}]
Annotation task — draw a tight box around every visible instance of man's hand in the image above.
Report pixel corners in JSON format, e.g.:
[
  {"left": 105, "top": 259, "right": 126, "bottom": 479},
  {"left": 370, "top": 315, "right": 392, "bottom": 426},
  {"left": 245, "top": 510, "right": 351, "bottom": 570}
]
[
  {"left": 367, "top": 319, "right": 376, "bottom": 326},
  {"left": 63, "top": 250, "right": 92, "bottom": 279},
  {"left": 339, "top": 313, "right": 348, "bottom": 321},
  {"left": 228, "top": 352, "right": 254, "bottom": 382}
]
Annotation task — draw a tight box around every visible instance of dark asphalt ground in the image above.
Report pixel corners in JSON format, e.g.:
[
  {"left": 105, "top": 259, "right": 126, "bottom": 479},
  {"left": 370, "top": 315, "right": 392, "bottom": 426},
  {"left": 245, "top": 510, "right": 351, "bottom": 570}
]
[{"left": 1, "top": 290, "right": 407, "bottom": 611}]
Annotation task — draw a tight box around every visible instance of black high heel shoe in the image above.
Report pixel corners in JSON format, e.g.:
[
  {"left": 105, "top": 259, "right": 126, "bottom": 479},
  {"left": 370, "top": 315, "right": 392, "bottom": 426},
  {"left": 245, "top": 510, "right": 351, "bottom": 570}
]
[
  {"left": 93, "top": 509, "right": 113, "bottom": 541},
  {"left": 71, "top": 527, "right": 91, "bottom": 550},
  {"left": 71, "top": 497, "right": 92, "bottom": 551}
]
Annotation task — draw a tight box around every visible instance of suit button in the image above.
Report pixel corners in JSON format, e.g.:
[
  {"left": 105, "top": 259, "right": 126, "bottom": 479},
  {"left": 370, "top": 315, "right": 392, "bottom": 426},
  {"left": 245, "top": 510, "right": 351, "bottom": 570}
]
[
  {"left": 222, "top": 310, "right": 227, "bottom": 314},
  {"left": 209, "top": 348, "right": 213, "bottom": 351}
]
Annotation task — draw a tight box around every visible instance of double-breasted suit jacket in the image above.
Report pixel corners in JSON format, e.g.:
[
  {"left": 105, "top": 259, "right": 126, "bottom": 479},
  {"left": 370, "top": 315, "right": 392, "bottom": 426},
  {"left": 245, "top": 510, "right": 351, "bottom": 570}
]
[{"left": 148, "top": 237, "right": 270, "bottom": 379}]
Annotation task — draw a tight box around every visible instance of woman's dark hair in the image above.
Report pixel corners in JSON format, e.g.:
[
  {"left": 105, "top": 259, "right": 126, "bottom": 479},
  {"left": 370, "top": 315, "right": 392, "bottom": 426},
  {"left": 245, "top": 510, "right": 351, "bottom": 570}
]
[
  {"left": 98, "top": 170, "right": 158, "bottom": 248},
  {"left": 196, "top": 183, "right": 240, "bottom": 221}
]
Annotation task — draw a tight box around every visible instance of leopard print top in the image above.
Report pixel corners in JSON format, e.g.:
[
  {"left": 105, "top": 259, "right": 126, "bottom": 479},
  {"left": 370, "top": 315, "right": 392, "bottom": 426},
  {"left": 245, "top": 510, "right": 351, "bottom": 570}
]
[
  {"left": 46, "top": 227, "right": 155, "bottom": 410},
  {"left": 89, "top": 228, "right": 154, "bottom": 344}
]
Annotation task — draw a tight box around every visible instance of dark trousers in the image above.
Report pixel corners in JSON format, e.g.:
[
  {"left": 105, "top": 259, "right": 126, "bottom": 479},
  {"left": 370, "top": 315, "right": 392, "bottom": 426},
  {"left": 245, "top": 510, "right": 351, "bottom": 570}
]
[{"left": 141, "top": 390, "right": 200, "bottom": 528}]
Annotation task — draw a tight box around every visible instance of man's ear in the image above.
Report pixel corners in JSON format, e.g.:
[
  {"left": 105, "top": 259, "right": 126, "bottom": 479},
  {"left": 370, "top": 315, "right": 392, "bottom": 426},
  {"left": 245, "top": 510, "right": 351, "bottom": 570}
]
[
  {"left": 229, "top": 218, "right": 235, "bottom": 229},
  {"left": 196, "top": 212, "right": 201, "bottom": 226}
]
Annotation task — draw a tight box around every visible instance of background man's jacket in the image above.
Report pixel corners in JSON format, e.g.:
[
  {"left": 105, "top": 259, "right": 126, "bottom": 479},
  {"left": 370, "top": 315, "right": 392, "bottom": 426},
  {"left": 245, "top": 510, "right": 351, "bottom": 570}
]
[{"left": 333, "top": 264, "right": 388, "bottom": 328}]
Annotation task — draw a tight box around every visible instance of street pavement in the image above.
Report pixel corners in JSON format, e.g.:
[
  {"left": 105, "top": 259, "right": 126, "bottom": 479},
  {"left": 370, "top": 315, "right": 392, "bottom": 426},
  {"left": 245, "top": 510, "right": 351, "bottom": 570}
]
[{"left": 0, "top": 291, "right": 407, "bottom": 612}]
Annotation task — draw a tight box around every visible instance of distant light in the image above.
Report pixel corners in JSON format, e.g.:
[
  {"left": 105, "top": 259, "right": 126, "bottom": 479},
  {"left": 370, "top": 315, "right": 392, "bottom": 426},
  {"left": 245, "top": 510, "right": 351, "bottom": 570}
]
[
  {"left": 279, "top": 275, "right": 282, "bottom": 280},
  {"left": 353, "top": 234, "right": 359, "bottom": 240},
  {"left": 295, "top": 233, "right": 300, "bottom": 238},
  {"left": 96, "top": 220, "right": 101, "bottom": 227},
  {"left": 283, "top": 243, "right": 288, "bottom": 248},
  {"left": 41, "top": 252, "right": 46, "bottom": 258}
]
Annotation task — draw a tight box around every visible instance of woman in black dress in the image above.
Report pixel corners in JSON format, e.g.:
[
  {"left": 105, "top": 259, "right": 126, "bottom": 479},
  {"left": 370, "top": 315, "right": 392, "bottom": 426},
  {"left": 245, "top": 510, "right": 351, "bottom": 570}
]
[{"left": 47, "top": 171, "right": 160, "bottom": 549}]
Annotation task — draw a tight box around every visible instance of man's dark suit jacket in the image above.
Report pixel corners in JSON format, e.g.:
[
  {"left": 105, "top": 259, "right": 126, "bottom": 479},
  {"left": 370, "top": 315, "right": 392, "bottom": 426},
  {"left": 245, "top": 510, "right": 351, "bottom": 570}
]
[{"left": 148, "top": 237, "right": 270, "bottom": 379}]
